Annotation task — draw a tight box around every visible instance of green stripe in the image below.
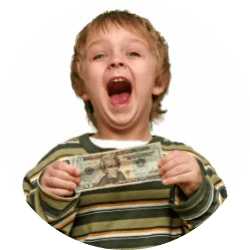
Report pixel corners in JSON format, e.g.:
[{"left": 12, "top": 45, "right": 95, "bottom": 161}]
[
  {"left": 71, "top": 217, "right": 182, "bottom": 236},
  {"left": 162, "top": 144, "right": 192, "bottom": 151},
  {"left": 79, "top": 188, "right": 171, "bottom": 206},
  {"left": 23, "top": 177, "right": 33, "bottom": 193},
  {"left": 60, "top": 221, "right": 74, "bottom": 235},
  {"left": 32, "top": 189, "right": 47, "bottom": 221},
  {"left": 206, "top": 174, "right": 221, "bottom": 185},
  {"left": 118, "top": 246, "right": 155, "bottom": 250},
  {"left": 40, "top": 190, "right": 79, "bottom": 211},
  {"left": 74, "top": 205, "right": 180, "bottom": 226}
]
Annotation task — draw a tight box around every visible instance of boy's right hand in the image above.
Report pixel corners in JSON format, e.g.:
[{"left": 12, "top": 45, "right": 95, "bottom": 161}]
[{"left": 40, "top": 161, "right": 81, "bottom": 197}]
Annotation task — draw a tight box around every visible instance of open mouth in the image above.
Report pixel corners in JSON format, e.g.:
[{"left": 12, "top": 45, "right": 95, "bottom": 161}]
[{"left": 107, "top": 77, "right": 132, "bottom": 107}]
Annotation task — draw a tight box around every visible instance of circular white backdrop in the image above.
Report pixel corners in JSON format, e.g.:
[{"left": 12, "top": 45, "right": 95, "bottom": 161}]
[{"left": 0, "top": 1, "right": 249, "bottom": 250}]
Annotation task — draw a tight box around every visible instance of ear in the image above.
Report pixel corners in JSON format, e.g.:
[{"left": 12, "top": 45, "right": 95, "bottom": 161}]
[
  {"left": 152, "top": 80, "right": 167, "bottom": 96},
  {"left": 76, "top": 63, "right": 90, "bottom": 101},
  {"left": 81, "top": 90, "right": 90, "bottom": 101}
]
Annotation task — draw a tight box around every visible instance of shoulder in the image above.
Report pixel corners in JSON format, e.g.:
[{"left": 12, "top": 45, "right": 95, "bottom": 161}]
[
  {"left": 152, "top": 135, "right": 189, "bottom": 149},
  {"left": 152, "top": 135, "right": 210, "bottom": 165},
  {"left": 25, "top": 133, "right": 94, "bottom": 185},
  {"left": 37, "top": 135, "right": 86, "bottom": 163},
  {"left": 26, "top": 134, "right": 88, "bottom": 178}
]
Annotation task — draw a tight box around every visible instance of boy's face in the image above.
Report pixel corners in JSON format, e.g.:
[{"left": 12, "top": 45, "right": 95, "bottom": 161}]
[{"left": 79, "top": 25, "right": 165, "bottom": 137}]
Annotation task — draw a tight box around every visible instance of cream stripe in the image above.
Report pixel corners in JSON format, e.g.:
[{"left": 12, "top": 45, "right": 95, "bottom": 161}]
[
  {"left": 54, "top": 212, "right": 77, "bottom": 230},
  {"left": 215, "top": 181, "right": 224, "bottom": 189},
  {"left": 46, "top": 206, "right": 76, "bottom": 222},
  {"left": 75, "top": 227, "right": 183, "bottom": 242}
]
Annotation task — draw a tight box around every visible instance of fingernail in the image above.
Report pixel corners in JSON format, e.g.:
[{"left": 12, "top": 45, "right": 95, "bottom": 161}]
[
  {"left": 73, "top": 178, "right": 80, "bottom": 184},
  {"left": 162, "top": 179, "right": 168, "bottom": 186},
  {"left": 69, "top": 184, "right": 75, "bottom": 191},
  {"left": 71, "top": 171, "right": 77, "bottom": 177}
]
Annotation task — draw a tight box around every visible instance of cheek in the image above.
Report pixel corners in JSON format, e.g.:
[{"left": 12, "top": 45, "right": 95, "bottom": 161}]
[
  {"left": 81, "top": 65, "right": 105, "bottom": 96},
  {"left": 81, "top": 66, "right": 96, "bottom": 84},
  {"left": 138, "top": 67, "right": 157, "bottom": 92},
  {"left": 139, "top": 59, "right": 157, "bottom": 80},
  {"left": 81, "top": 59, "right": 104, "bottom": 81}
]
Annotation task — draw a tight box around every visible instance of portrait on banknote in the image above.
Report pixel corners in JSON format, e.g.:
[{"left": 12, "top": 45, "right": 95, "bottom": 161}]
[{"left": 97, "top": 153, "right": 126, "bottom": 186}]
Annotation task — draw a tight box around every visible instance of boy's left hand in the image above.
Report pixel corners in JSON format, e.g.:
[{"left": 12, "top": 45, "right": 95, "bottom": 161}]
[{"left": 158, "top": 151, "right": 202, "bottom": 198}]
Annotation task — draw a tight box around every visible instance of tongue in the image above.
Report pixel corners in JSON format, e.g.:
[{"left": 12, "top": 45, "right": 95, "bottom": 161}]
[{"left": 110, "top": 92, "right": 130, "bottom": 107}]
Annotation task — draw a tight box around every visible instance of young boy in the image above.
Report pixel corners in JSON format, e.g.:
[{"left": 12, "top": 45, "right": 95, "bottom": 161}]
[{"left": 23, "top": 10, "right": 227, "bottom": 249}]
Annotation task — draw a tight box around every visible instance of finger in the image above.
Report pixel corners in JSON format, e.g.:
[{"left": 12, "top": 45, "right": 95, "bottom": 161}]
[
  {"left": 162, "top": 172, "right": 191, "bottom": 186},
  {"left": 51, "top": 161, "right": 81, "bottom": 177},
  {"left": 158, "top": 151, "right": 183, "bottom": 168},
  {"left": 44, "top": 176, "right": 77, "bottom": 191},
  {"left": 160, "top": 157, "right": 183, "bottom": 175},
  {"left": 162, "top": 164, "right": 190, "bottom": 179},
  {"left": 43, "top": 187, "right": 74, "bottom": 197},
  {"left": 159, "top": 154, "right": 188, "bottom": 174},
  {"left": 47, "top": 168, "right": 80, "bottom": 183}
]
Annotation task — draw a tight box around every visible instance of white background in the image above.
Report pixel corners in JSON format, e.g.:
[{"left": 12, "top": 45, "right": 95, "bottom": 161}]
[{"left": 0, "top": 0, "right": 249, "bottom": 249}]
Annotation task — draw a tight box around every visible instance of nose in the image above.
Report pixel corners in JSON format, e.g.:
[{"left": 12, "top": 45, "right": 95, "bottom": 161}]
[
  {"left": 109, "top": 54, "right": 125, "bottom": 69},
  {"left": 110, "top": 62, "right": 124, "bottom": 68}
]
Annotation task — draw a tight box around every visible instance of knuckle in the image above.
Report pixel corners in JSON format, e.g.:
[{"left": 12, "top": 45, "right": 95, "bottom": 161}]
[
  {"left": 44, "top": 165, "right": 52, "bottom": 175},
  {"left": 53, "top": 160, "right": 66, "bottom": 170},
  {"left": 57, "top": 161, "right": 65, "bottom": 169},
  {"left": 40, "top": 176, "right": 46, "bottom": 187},
  {"left": 50, "top": 161, "right": 59, "bottom": 168},
  {"left": 175, "top": 157, "right": 183, "bottom": 165},
  {"left": 50, "top": 177, "right": 57, "bottom": 187},
  {"left": 175, "top": 165, "right": 183, "bottom": 175},
  {"left": 40, "top": 170, "right": 50, "bottom": 185},
  {"left": 172, "top": 150, "right": 177, "bottom": 154},
  {"left": 173, "top": 150, "right": 180, "bottom": 154}
]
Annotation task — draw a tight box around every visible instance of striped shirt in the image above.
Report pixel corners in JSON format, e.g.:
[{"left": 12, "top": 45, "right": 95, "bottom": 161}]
[{"left": 23, "top": 133, "right": 227, "bottom": 249}]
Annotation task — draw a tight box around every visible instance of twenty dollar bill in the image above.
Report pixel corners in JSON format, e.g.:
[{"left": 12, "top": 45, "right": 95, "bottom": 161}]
[{"left": 69, "top": 142, "right": 162, "bottom": 193}]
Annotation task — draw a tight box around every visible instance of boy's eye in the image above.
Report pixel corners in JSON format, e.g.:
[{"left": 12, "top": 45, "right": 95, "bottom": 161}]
[
  {"left": 93, "top": 54, "right": 106, "bottom": 60},
  {"left": 128, "top": 52, "right": 140, "bottom": 57}
]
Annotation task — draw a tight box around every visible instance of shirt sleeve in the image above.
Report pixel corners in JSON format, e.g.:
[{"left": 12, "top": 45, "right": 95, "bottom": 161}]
[
  {"left": 22, "top": 144, "right": 82, "bottom": 236},
  {"left": 169, "top": 156, "right": 227, "bottom": 233},
  {"left": 25, "top": 176, "right": 80, "bottom": 235}
]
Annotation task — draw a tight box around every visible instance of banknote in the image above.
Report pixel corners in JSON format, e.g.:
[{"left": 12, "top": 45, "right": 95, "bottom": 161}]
[{"left": 69, "top": 142, "right": 162, "bottom": 193}]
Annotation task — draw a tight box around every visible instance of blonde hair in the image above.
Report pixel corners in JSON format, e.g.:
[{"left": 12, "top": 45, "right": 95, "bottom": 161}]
[{"left": 71, "top": 10, "right": 171, "bottom": 128}]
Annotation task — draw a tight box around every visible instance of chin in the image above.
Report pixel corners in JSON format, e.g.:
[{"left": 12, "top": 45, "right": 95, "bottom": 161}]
[
  {"left": 96, "top": 102, "right": 151, "bottom": 135},
  {"left": 109, "top": 113, "right": 137, "bottom": 128},
  {"left": 111, "top": 113, "right": 149, "bottom": 134}
]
